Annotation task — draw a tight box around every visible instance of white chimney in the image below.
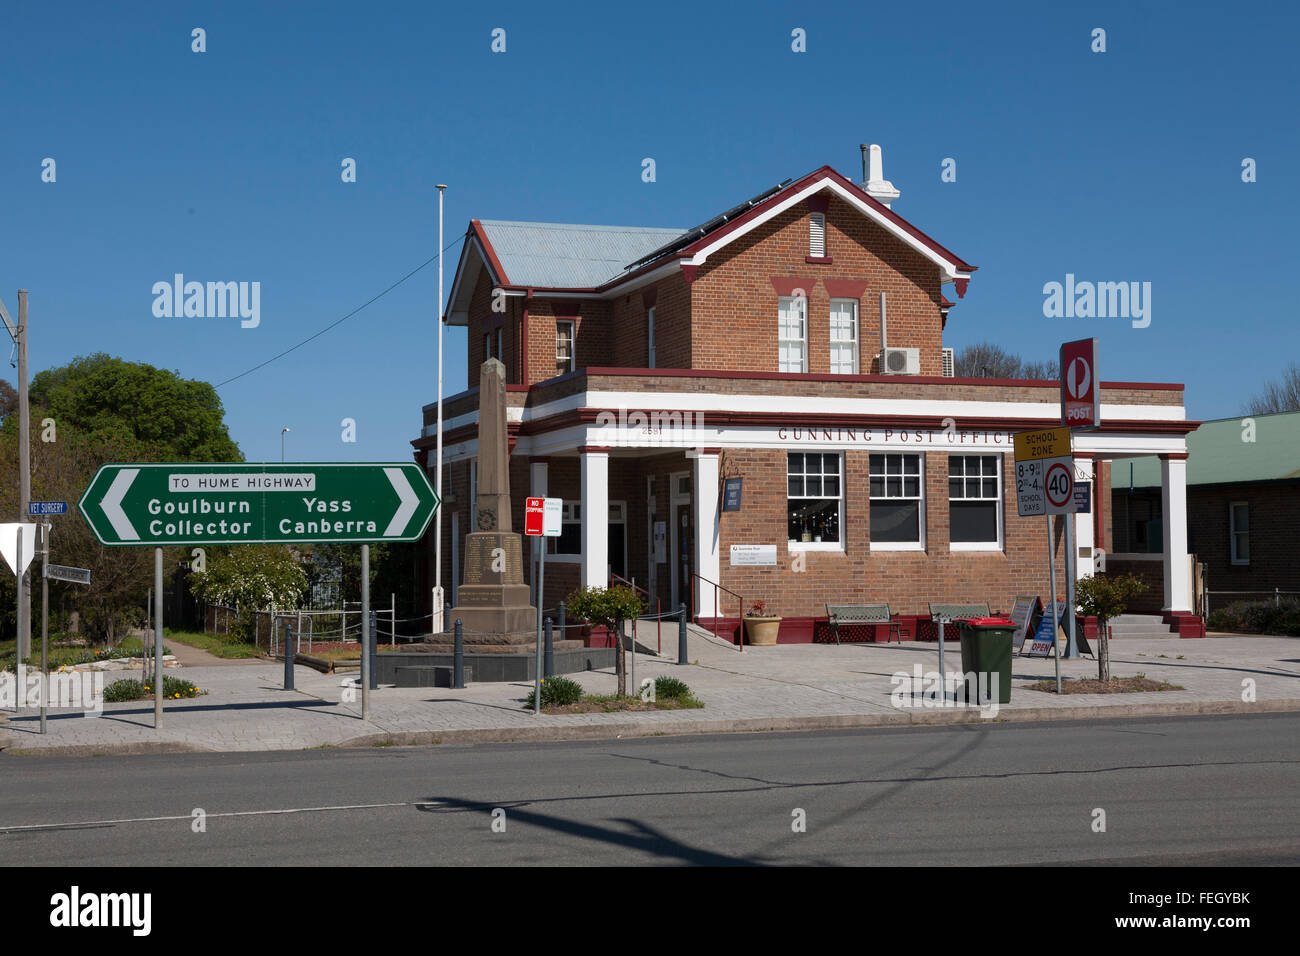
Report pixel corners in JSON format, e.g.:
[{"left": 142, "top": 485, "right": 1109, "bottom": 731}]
[{"left": 859, "top": 143, "right": 900, "bottom": 207}]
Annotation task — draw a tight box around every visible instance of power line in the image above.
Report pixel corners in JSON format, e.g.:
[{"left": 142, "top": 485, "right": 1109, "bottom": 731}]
[{"left": 215, "top": 235, "right": 464, "bottom": 389}]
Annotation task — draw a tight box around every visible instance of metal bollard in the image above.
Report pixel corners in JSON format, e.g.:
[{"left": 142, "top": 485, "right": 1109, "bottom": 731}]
[
  {"left": 678, "top": 602, "right": 689, "bottom": 665},
  {"left": 544, "top": 617, "right": 555, "bottom": 677},
  {"left": 368, "top": 610, "right": 378, "bottom": 690},
  {"left": 453, "top": 619, "right": 465, "bottom": 689},
  {"left": 557, "top": 601, "right": 566, "bottom": 640},
  {"left": 284, "top": 622, "right": 295, "bottom": 691}
]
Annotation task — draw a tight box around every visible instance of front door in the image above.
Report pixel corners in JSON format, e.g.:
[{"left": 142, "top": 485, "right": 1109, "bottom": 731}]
[{"left": 675, "top": 503, "right": 693, "bottom": 618}]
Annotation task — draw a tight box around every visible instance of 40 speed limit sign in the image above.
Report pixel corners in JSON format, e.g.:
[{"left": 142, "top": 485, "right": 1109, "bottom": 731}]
[{"left": 1013, "top": 428, "right": 1076, "bottom": 517}]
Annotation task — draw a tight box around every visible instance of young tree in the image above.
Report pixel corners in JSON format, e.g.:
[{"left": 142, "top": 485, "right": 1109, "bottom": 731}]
[
  {"left": 1074, "top": 573, "right": 1148, "bottom": 682},
  {"left": 188, "top": 545, "right": 308, "bottom": 643},
  {"left": 565, "top": 585, "right": 646, "bottom": 696}
]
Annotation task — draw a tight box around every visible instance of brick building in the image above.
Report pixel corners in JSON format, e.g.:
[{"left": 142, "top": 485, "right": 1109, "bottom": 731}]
[
  {"left": 413, "top": 148, "right": 1201, "bottom": 643},
  {"left": 1110, "top": 410, "right": 1300, "bottom": 618}
]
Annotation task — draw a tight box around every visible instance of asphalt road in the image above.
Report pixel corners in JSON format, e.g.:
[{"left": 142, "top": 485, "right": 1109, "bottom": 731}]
[{"left": 2, "top": 714, "right": 1297, "bottom": 866}]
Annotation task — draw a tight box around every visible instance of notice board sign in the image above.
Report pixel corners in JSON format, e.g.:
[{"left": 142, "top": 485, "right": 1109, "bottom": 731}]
[
  {"left": 1022, "top": 600, "right": 1067, "bottom": 657},
  {"left": 1009, "top": 595, "right": 1042, "bottom": 652},
  {"left": 723, "top": 478, "right": 743, "bottom": 512}
]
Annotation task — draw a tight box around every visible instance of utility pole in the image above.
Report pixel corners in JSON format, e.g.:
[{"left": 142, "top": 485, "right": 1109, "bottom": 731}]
[{"left": 1, "top": 290, "right": 31, "bottom": 659}]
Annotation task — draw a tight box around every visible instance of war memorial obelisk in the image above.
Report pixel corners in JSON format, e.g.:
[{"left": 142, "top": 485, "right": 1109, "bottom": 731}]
[{"left": 452, "top": 358, "right": 536, "bottom": 635}]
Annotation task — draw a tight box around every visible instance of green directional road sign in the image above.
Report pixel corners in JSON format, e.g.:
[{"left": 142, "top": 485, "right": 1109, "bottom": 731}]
[{"left": 78, "top": 462, "right": 439, "bottom": 546}]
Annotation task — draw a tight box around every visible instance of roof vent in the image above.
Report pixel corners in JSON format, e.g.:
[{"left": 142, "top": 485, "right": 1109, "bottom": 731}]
[{"left": 859, "top": 144, "right": 900, "bottom": 207}]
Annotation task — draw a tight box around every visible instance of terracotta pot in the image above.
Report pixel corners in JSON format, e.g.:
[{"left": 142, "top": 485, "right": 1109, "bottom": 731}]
[{"left": 744, "top": 616, "right": 782, "bottom": 646}]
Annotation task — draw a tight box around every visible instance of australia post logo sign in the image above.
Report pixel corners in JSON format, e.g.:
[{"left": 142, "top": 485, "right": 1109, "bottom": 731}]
[{"left": 1060, "top": 338, "right": 1100, "bottom": 429}]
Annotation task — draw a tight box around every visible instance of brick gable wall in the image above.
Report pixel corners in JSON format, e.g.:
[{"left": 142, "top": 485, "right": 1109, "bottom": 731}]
[{"left": 690, "top": 192, "right": 946, "bottom": 376}]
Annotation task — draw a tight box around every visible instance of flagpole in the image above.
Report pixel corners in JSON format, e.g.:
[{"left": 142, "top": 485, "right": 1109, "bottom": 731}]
[{"left": 435, "top": 184, "right": 446, "bottom": 632}]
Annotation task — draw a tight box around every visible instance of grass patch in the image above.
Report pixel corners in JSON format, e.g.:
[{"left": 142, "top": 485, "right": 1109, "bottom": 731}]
[
  {"left": 1024, "top": 676, "right": 1184, "bottom": 694},
  {"left": 162, "top": 628, "right": 262, "bottom": 659}
]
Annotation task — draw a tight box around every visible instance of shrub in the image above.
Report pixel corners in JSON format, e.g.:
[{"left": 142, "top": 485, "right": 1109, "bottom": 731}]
[
  {"left": 102, "top": 679, "right": 146, "bottom": 703},
  {"left": 653, "top": 676, "right": 692, "bottom": 701},
  {"left": 522, "top": 675, "right": 584, "bottom": 709},
  {"left": 1209, "top": 600, "right": 1300, "bottom": 636},
  {"left": 104, "top": 675, "right": 202, "bottom": 702}
]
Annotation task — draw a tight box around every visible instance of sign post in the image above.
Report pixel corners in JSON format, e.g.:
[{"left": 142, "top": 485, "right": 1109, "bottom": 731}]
[
  {"left": 525, "top": 497, "right": 563, "bottom": 715},
  {"left": 77, "top": 463, "right": 438, "bottom": 731},
  {"left": 1015, "top": 427, "right": 1075, "bottom": 690},
  {"left": 79, "top": 462, "right": 438, "bottom": 547},
  {"left": 1059, "top": 338, "right": 1100, "bottom": 659}
]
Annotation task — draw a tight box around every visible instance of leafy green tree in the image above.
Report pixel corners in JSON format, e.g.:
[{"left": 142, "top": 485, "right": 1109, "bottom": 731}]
[
  {"left": 27, "top": 354, "right": 241, "bottom": 462},
  {"left": 188, "top": 545, "right": 308, "bottom": 643},
  {"left": 0, "top": 420, "right": 165, "bottom": 643},
  {"left": 565, "top": 584, "right": 646, "bottom": 696},
  {"left": 1075, "top": 573, "right": 1148, "bottom": 682},
  {"left": 1, "top": 356, "right": 242, "bottom": 642}
]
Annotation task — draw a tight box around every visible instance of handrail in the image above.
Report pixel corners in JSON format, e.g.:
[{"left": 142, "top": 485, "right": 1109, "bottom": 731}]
[
  {"left": 610, "top": 572, "right": 663, "bottom": 654},
  {"left": 690, "top": 571, "right": 744, "bottom": 652}
]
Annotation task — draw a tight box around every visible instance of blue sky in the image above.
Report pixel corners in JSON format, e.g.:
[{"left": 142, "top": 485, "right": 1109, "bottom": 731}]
[{"left": 2, "top": 0, "right": 1296, "bottom": 463}]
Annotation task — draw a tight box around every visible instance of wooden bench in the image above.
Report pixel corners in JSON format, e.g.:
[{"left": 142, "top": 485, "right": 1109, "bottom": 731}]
[{"left": 826, "top": 604, "right": 902, "bottom": 645}]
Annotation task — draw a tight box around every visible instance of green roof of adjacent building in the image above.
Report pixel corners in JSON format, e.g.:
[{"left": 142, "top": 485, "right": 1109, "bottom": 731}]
[{"left": 1119, "top": 410, "right": 1300, "bottom": 489}]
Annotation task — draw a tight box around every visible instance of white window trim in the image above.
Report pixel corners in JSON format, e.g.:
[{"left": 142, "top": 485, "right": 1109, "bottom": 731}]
[
  {"left": 829, "top": 297, "right": 859, "bottom": 375},
  {"left": 1229, "top": 500, "right": 1249, "bottom": 565},
  {"left": 778, "top": 295, "right": 808, "bottom": 373},
  {"left": 869, "top": 453, "right": 926, "bottom": 552},
  {"left": 557, "top": 319, "right": 575, "bottom": 373},
  {"left": 786, "top": 451, "right": 846, "bottom": 552},
  {"left": 547, "top": 501, "right": 582, "bottom": 563},
  {"left": 949, "top": 454, "right": 1004, "bottom": 552}
]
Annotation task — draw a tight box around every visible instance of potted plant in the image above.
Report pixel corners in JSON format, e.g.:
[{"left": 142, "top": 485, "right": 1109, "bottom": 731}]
[{"left": 743, "top": 600, "right": 782, "bottom": 646}]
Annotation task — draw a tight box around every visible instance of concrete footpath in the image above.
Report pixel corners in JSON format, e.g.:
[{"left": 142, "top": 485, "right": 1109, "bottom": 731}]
[{"left": 2, "top": 627, "right": 1298, "bottom": 755}]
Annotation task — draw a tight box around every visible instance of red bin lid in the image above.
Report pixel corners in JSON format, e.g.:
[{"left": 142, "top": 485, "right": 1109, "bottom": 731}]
[{"left": 962, "top": 617, "right": 1016, "bottom": 626}]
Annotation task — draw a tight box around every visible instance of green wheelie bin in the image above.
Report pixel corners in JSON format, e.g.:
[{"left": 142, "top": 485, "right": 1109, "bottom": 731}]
[{"left": 956, "top": 617, "right": 1015, "bottom": 704}]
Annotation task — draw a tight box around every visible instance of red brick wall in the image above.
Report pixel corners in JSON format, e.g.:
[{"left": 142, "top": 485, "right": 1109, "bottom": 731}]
[
  {"left": 690, "top": 193, "right": 946, "bottom": 376},
  {"left": 1189, "top": 482, "right": 1300, "bottom": 595},
  {"left": 608, "top": 273, "right": 691, "bottom": 371},
  {"left": 712, "top": 448, "right": 1067, "bottom": 618}
]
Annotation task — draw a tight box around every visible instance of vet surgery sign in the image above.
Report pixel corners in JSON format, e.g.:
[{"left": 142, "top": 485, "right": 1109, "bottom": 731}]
[{"left": 79, "top": 463, "right": 438, "bottom": 546}]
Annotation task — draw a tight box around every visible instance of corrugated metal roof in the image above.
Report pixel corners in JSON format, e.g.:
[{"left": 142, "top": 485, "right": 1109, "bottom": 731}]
[
  {"left": 1122, "top": 410, "right": 1300, "bottom": 488},
  {"left": 478, "top": 220, "right": 685, "bottom": 288}
]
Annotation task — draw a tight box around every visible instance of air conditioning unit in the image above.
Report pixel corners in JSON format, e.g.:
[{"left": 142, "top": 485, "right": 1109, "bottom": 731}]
[
  {"left": 881, "top": 347, "right": 920, "bottom": 375},
  {"left": 942, "top": 347, "right": 955, "bottom": 377}
]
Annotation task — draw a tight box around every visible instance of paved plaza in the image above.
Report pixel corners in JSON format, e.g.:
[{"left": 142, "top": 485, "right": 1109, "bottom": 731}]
[{"left": 3, "top": 626, "right": 1297, "bottom": 755}]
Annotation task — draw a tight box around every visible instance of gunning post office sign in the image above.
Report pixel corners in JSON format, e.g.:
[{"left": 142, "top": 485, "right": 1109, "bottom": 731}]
[{"left": 79, "top": 463, "right": 438, "bottom": 546}]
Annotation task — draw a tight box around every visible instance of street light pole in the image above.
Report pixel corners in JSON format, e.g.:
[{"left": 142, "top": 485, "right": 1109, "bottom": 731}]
[
  {"left": 281, "top": 427, "right": 290, "bottom": 463},
  {"left": 434, "top": 183, "right": 446, "bottom": 631}
]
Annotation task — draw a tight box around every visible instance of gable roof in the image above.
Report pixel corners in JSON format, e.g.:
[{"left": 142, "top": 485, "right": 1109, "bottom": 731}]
[
  {"left": 445, "top": 164, "right": 977, "bottom": 324},
  {"left": 1122, "top": 410, "right": 1300, "bottom": 488}
]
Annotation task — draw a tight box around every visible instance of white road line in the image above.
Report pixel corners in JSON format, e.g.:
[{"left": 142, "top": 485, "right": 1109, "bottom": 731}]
[{"left": 0, "top": 801, "right": 440, "bottom": 833}]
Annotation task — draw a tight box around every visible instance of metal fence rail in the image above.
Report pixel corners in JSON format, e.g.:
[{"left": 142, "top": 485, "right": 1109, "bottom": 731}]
[{"left": 1204, "top": 588, "right": 1300, "bottom": 617}]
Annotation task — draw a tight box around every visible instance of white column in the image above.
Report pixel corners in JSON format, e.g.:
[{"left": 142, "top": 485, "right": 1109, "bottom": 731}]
[
  {"left": 1161, "top": 455, "right": 1192, "bottom": 611},
  {"left": 1075, "top": 458, "right": 1096, "bottom": 577},
  {"left": 580, "top": 448, "right": 609, "bottom": 590},
  {"left": 692, "top": 451, "right": 721, "bottom": 619}
]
